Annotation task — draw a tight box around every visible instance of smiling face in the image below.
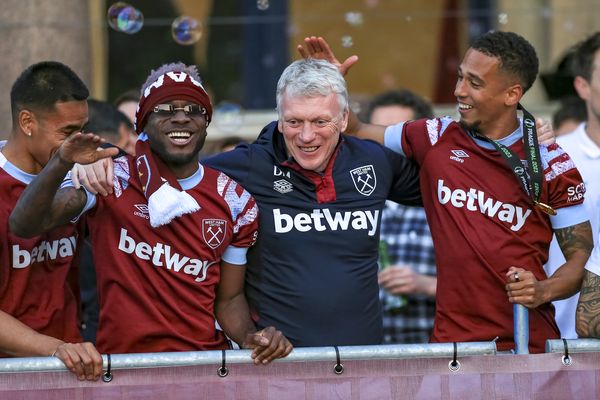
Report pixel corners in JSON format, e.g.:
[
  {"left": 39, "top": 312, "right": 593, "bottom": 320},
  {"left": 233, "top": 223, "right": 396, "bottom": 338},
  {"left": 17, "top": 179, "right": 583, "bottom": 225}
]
[
  {"left": 454, "top": 49, "right": 522, "bottom": 138},
  {"left": 26, "top": 100, "right": 88, "bottom": 173},
  {"left": 144, "top": 99, "right": 208, "bottom": 177},
  {"left": 277, "top": 92, "right": 348, "bottom": 172}
]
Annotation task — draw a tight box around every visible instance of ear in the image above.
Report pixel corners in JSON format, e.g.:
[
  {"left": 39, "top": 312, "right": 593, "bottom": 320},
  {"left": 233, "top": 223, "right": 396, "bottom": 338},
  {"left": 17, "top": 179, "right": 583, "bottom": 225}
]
[
  {"left": 504, "top": 83, "right": 523, "bottom": 107},
  {"left": 340, "top": 110, "right": 349, "bottom": 132},
  {"left": 18, "top": 109, "right": 35, "bottom": 136},
  {"left": 277, "top": 119, "right": 283, "bottom": 132},
  {"left": 573, "top": 76, "right": 590, "bottom": 102}
]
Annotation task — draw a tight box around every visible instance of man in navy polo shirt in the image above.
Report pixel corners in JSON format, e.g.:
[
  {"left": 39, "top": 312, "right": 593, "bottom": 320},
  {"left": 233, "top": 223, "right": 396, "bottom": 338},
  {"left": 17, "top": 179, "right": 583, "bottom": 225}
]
[{"left": 203, "top": 59, "right": 421, "bottom": 346}]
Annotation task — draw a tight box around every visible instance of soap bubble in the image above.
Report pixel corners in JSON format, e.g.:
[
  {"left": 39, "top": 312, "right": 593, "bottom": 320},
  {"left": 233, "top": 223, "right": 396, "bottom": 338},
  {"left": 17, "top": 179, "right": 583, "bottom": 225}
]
[
  {"left": 257, "top": 0, "right": 270, "bottom": 11},
  {"left": 107, "top": 2, "right": 143, "bottom": 34},
  {"left": 341, "top": 35, "right": 354, "bottom": 48},
  {"left": 213, "top": 102, "right": 244, "bottom": 133},
  {"left": 172, "top": 16, "right": 202, "bottom": 45}
]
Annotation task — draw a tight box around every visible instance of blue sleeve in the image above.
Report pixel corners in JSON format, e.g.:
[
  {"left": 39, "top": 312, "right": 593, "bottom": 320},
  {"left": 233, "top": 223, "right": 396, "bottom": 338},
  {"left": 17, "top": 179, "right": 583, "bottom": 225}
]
[{"left": 222, "top": 245, "right": 249, "bottom": 265}]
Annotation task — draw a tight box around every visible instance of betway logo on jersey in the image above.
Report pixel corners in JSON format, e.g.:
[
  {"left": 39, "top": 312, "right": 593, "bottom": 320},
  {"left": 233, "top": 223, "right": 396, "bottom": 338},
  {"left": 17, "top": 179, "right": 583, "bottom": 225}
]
[
  {"left": 273, "top": 208, "right": 379, "bottom": 236},
  {"left": 12, "top": 236, "right": 77, "bottom": 269},
  {"left": 118, "top": 228, "right": 216, "bottom": 282},
  {"left": 437, "top": 180, "right": 532, "bottom": 231}
]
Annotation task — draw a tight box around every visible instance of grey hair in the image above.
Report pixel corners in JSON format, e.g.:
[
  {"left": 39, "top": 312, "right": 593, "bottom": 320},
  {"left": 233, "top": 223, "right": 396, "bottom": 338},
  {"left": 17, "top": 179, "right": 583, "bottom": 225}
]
[
  {"left": 140, "top": 62, "right": 202, "bottom": 96},
  {"left": 276, "top": 58, "right": 348, "bottom": 118}
]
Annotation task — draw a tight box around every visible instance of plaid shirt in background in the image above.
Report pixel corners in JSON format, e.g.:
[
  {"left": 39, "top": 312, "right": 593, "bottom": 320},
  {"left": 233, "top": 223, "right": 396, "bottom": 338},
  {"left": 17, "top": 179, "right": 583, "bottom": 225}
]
[{"left": 379, "top": 201, "right": 436, "bottom": 344}]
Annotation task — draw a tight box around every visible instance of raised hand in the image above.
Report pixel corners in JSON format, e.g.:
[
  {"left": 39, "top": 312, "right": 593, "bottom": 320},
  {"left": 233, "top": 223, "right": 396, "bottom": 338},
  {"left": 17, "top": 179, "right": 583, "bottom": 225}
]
[
  {"left": 536, "top": 118, "right": 555, "bottom": 146},
  {"left": 297, "top": 36, "right": 359, "bottom": 76},
  {"left": 58, "top": 132, "right": 119, "bottom": 166},
  {"left": 242, "top": 326, "right": 293, "bottom": 365}
]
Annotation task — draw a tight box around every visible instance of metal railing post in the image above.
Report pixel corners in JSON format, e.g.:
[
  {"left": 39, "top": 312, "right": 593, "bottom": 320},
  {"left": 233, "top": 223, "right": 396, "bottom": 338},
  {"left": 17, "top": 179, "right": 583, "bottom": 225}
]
[{"left": 514, "top": 304, "right": 529, "bottom": 354}]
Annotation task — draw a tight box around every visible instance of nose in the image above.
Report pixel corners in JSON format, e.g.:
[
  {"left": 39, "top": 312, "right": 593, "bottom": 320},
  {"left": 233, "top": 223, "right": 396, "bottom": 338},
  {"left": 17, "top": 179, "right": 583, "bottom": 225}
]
[
  {"left": 171, "top": 108, "right": 191, "bottom": 123},
  {"left": 298, "top": 122, "right": 316, "bottom": 142},
  {"left": 454, "top": 78, "right": 466, "bottom": 99}
]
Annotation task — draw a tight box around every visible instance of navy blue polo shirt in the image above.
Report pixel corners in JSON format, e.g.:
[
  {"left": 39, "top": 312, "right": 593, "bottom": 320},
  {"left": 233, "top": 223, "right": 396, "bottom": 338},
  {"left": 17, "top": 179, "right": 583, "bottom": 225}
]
[{"left": 204, "top": 121, "right": 420, "bottom": 347}]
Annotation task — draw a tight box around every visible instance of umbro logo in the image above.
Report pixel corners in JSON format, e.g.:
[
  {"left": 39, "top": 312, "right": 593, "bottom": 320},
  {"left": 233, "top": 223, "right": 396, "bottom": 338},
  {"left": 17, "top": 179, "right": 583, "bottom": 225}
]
[
  {"left": 450, "top": 149, "right": 469, "bottom": 163},
  {"left": 274, "top": 179, "right": 293, "bottom": 194},
  {"left": 133, "top": 204, "right": 149, "bottom": 220}
]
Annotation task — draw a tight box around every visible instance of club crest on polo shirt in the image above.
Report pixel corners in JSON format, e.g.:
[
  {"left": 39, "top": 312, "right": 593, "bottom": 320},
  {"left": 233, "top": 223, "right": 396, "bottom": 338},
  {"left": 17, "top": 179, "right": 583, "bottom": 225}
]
[
  {"left": 350, "top": 165, "right": 376, "bottom": 196},
  {"left": 202, "top": 219, "right": 227, "bottom": 249}
]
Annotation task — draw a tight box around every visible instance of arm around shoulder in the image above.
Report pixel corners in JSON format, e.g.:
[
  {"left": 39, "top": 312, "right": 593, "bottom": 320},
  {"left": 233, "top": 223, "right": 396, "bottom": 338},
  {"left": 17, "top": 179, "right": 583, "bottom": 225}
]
[{"left": 9, "top": 132, "right": 116, "bottom": 237}]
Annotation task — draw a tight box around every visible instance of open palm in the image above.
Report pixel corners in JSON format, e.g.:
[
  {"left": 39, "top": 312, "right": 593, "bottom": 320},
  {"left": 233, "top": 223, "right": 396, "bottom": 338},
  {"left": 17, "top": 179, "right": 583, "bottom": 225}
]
[
  {"left": 297, "top": 36, "right": 359, "bottom": 76},
  {"left": 59, "top": 133, "right": 119, "bottom": 165}
]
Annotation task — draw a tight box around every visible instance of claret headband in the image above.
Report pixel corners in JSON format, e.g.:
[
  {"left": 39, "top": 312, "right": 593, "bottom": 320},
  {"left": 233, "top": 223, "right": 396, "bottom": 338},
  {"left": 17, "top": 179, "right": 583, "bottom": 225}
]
[{"left": 134, "top": 71, "right": 213, "bottom": 134}]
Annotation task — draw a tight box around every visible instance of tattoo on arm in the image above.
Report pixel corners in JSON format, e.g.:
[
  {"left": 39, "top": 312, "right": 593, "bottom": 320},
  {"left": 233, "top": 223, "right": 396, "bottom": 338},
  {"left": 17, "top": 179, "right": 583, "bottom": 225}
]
[
  {"left": 51, "top": 188, "right": 88, "bottom": 224},
  {"left": 555, "top": 221, "right": 593, "bottom": 260},
  {"left": 577, "top": 270, "right": 600, "bottom": 338}
]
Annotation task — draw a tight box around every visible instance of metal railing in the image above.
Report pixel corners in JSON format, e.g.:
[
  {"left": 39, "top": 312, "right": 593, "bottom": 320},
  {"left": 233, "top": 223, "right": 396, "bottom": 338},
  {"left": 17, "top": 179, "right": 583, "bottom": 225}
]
[{"left": 0, "top": 342, "right": 497, "bottom": 374}]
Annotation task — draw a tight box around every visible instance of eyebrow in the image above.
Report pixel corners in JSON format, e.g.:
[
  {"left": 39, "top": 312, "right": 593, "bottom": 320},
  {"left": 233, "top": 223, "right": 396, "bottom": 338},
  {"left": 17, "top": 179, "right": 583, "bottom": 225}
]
[
  {"left": 61, "top": 123, "right": 85, "bottom": 132},
  {"left": 459, "top": 67, "right": 484, "bottom": 83}
]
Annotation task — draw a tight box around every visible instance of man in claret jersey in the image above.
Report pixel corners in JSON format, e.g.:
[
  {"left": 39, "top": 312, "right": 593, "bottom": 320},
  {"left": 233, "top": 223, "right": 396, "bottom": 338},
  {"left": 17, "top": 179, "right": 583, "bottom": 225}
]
[
  {"left": 1, "top": 61, "right": 102, "bottom": 380},
  {"left": 303, "top": 31, "right": 593, "bottom": 353}
]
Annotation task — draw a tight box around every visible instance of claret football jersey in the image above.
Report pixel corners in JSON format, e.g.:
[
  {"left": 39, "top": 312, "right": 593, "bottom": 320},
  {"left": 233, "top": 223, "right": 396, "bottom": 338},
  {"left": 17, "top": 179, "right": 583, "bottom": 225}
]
[{"left": 385, "top": 117, "right": 588, "bottom": 353}]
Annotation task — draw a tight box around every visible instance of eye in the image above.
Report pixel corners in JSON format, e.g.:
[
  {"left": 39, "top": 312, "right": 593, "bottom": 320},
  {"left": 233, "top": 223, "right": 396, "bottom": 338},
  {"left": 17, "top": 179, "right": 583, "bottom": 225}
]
[
  {"left": 315, "top": 119, "right": 329, "bottom": 128},
  {"left": 470, "top": 79, "right": 481, "bottom": 88},
  {"left": 286, "top": 119, "right": 300, "bottom": 128}
]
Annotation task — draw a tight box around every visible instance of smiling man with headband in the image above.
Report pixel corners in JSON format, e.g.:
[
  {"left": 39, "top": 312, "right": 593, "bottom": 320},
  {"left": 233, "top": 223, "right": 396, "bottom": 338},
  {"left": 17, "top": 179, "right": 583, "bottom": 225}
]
[{"left": 10, "top": 62, "right": 292, "bottom": 363}]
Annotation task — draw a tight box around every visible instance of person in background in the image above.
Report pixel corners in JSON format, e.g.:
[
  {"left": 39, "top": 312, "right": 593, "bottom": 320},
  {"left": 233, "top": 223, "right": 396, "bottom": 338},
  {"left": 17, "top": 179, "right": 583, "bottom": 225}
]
[
  {"left": 88, "top": 99, "right": 136, "bottom": 155},
  {"left": 216, "top": 135, "right": 248, "bottom": 153},
  {"left": 552, "top": 96, "right": 587, "bottom": 137},
  {"left": 0, "top": 61, "right": 102, "bottom": 380},
  {"left": 367, "top": 89, "right": 437, "bottom": 344},
  {"left": 562, "top": 32, "right": 600, "bottom": 338},
  {"left": 113, "top": 88, "right": 139, "bottom": 125}
]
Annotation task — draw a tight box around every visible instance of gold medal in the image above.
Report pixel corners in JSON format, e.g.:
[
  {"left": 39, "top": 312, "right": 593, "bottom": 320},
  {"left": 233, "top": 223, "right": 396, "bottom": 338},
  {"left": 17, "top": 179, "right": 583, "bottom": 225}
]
[{"left": 535, "top": 202, "right": 557, "bottom": 216}]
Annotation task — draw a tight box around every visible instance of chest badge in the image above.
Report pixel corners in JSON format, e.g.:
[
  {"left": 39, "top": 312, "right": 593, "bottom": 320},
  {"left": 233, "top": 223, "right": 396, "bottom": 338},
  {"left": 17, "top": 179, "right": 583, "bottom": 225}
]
[
  {"left": 350, "top": 165, "right": 376, "bottom": 196},
  {"left": 202, "top": 219, "right": 227, "bottom": 249}
]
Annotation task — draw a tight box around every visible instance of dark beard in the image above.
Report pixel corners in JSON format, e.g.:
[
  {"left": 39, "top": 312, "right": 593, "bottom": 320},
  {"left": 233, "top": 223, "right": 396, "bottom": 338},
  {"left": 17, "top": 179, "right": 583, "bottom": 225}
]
[{"left": 458, "top": 118, "right": 481, "bottom": 134}]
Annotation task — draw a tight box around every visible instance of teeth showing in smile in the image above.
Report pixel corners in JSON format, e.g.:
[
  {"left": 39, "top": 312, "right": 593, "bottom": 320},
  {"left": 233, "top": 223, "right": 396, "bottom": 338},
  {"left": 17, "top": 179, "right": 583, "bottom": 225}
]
[
  {"left": 167, "top": 131, "right": 191, "bottom": 139},
  {"left": 301, "top": 146, "right": 318, "bottom": 152},
  {"left": 458, "top": 103, "right": 473, "bottom": 110}
]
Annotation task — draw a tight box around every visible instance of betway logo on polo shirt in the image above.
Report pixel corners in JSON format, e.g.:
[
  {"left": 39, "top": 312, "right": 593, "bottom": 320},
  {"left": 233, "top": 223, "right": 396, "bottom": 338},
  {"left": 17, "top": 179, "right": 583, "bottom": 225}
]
[
  {"left": 437, "top": 180, "right": 532, "bottom": 231},
  {"left": 118, "top": 228, "right": 216, "bottom": 282},
  {"left": 273, "top": 208, "right": 379, "bottom": 236},
  {"left": 12, "top": 236, "right": 77, "bottom": 269}
]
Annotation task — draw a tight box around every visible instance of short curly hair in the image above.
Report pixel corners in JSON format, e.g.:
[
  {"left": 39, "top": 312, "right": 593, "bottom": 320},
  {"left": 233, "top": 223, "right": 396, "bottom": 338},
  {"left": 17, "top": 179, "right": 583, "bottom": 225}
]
[{"left": 471, "top": 31, "right": 538, "bottom": 93}]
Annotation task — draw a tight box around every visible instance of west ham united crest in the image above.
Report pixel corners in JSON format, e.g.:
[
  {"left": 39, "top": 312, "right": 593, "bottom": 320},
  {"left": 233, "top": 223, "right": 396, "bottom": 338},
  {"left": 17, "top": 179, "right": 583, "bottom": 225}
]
[
  {"left": 350, "top": 165, "right": 376, "bottom": 196},
  {"left": 202, "top": 219, "right": 227, "bottom": 249}
]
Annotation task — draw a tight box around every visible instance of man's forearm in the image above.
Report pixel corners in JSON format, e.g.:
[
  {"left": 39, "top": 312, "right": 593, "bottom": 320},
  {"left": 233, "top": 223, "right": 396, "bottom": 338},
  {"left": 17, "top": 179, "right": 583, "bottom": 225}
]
[
  {"left": 9, "top": 151, "right": 81, "bottom": 237},
  {"left": 544, "top": 256, "right": 587, "bottom": 301},
  {"left": 215, "top": 294, "right": 257, "bottom": 347},
  {"left": 547, "top": 221, "right": 594, "bottom": 301},
  {"left": 0, "top": 311, "right": 62, "bottom": 357},
  {"left": 345, "top": 110, "right": 386, "bottom": 143}
]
